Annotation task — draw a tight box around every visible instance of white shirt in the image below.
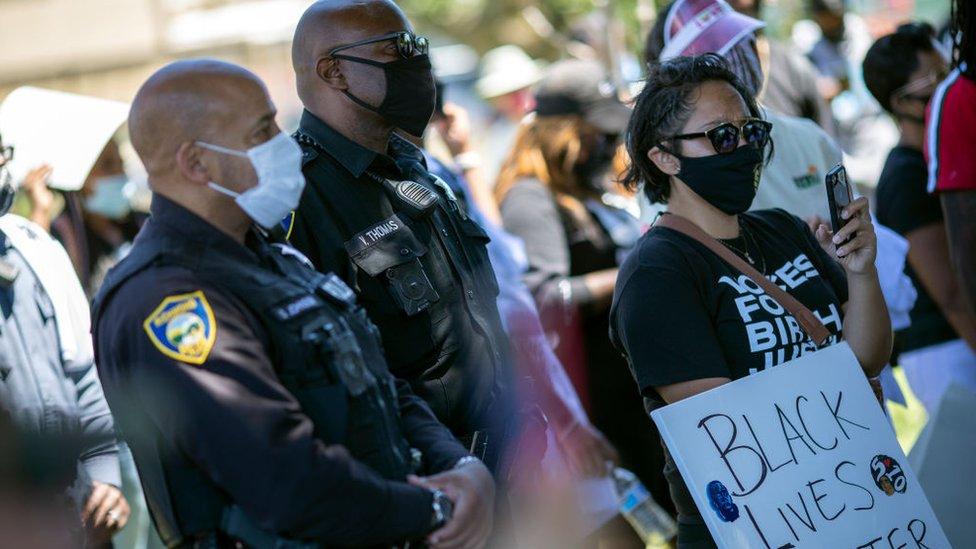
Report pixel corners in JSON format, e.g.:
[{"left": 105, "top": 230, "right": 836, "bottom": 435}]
[{"left": 751, "top": 108, "right": 843, "bottom": 220}]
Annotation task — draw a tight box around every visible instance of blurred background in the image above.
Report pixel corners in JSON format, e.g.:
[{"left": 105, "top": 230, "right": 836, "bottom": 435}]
[{"left": 0, "top": 0, "right": 949, "bottom": 128}]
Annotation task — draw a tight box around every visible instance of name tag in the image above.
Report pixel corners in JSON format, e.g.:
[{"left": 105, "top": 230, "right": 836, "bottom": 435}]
[{"left": 345, "top": 214, "right": 405, "bottom": 257}]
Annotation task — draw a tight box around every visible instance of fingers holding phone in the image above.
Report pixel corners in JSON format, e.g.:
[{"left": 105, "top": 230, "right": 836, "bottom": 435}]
[{"left": 818, "top": 195, "right": 877, "bottom": 275}]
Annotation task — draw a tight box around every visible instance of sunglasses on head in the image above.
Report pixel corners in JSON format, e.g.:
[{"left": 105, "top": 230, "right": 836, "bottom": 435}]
[
  {"left": 664, "top": 118, "right": 772, "bottom": 155},
  {"left": 329, "top": 30, "right": 429, "bottom": 59}
]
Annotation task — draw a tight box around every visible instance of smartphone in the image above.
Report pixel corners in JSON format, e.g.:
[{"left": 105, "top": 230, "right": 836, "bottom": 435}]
[{"left": 825, "top": 163, "right": 853, "bottom": 236}]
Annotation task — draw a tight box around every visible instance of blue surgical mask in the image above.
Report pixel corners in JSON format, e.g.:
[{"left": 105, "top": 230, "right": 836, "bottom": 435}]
[{"left": 85, "top": 175, "right": 132, "bottom": 219}]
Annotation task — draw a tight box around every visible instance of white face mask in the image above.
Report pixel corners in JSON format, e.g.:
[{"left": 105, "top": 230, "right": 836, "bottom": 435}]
[
  {"left": 85, "top": 175, "right": 132, "bottom": 220},
  {"left": 196, "top": 132, "right": 306, "bottom": 230}
]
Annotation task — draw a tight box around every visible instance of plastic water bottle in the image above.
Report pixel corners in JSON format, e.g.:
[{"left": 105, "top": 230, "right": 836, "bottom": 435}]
[{"left": 612, "top": 467, "right": 677, "bottom": 547}]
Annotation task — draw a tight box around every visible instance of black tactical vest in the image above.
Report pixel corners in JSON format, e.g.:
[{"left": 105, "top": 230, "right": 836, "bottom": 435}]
[
  {"left": 93, "top": 225, "right": 414, "bottom": 545},
  {"left": 292, "top": 129, "right": 515, "bottom": 441}
]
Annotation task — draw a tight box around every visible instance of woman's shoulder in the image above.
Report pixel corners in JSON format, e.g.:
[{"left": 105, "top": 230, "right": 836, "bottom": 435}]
[{"left": 617, "top": 224, "right": 708, "bottom": 289}]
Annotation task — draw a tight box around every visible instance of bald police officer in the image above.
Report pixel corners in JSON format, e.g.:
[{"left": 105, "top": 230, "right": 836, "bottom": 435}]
[
  {"left": 289, "top": 0, "right": 516, "bottom": 475},
  {"left": 92, "top": 59, "right": 494, "bottom": 548}
]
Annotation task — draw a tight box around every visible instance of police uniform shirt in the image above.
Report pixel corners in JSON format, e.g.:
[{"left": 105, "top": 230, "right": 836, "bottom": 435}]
[
  {"left": 93, "top": 196, "right": 468, "bottom": 544},
  {"left": 290, "top": 110, "right": 512, "bottom": 436},
  {"left": 0, "top": 218, "right": 120, "bottom": 489}
]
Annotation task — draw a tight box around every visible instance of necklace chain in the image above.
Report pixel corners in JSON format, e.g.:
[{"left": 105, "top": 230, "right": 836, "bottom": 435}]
[{"left": 720, "top": 218, "right": 767, "bottom": 273}]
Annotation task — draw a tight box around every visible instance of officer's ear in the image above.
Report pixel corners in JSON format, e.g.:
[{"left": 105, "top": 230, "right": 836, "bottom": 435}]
[
  {"left": 175, "top": 142, "right": 213, "bottom": 187},
  {"left": 316, "top": 57, "right": 347, "bottom": 91}
]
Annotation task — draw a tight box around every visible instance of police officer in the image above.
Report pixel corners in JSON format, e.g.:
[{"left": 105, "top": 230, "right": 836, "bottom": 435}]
[
  {"left": 92, "top": 59, "right": 494, "bottom": 548},
  {"left": 0, "top": 133, "right": 129, "bottom": 544},
  {"left": 289, "top": 0, "right": 515, "bottom": 472}
]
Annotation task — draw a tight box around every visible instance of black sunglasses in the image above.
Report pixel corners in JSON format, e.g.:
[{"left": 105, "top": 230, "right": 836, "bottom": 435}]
[
  {"left": 666, "top": 118, "right": 772, "bottom": 155},
  {"left": 329, "top": 31, "right": 429, "bottom": 59}
]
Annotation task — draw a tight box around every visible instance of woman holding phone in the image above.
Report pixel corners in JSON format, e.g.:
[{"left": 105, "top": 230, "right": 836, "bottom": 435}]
[{"left": 610, "top": 54, "right": 892, "bottom": 548}]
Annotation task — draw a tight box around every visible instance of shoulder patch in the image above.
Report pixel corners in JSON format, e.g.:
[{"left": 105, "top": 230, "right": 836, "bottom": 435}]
[
  {"left": 142, "top": 290, "right": 217, "bottom": 365},
  {"left": 281, "top": 210, "right": 296, "bottom": 241}
]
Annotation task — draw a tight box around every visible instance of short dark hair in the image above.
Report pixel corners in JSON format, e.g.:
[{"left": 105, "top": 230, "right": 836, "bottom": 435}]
[
  {"left": 863, "top": 22, "right": 937, "bottom": 113},
  {"left": 622, "top": 53, "right": 769, "bottom": 204}
]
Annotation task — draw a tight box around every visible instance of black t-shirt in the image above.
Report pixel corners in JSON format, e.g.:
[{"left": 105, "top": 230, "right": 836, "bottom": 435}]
[
  {"left": 609, "top": 209, "right": 849, "bottom": 523},
  {"left": 875, "top": 146, "right": 957, "bottom": 353}
]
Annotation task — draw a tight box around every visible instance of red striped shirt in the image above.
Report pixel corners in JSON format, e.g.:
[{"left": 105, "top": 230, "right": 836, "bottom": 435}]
[{"left": 925, "top": 68, "right": 976, "bottom": 193}]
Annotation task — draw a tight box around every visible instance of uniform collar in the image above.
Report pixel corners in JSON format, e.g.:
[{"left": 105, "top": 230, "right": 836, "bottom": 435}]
[
  {"left": 297, "top": 109, "right": 428, "bottom": 178},
  {"left": 147, "top": 194, "right": 258, "bottom": 263}
]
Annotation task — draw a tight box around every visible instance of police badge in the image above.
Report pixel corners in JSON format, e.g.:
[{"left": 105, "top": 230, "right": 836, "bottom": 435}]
[{"left": 143, "top": 290, "right": 217, "bottom": 365}]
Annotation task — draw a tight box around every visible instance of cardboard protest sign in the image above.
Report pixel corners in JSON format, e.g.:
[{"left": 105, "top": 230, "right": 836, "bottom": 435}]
[
  {"left": 0, "top": 86, "right": 128, "bottom": 191},
  {"left": 652, "top": 343, "right": 949, "bottom": 548}
]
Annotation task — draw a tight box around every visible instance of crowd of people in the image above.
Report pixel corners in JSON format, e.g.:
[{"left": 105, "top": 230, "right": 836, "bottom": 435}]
[{"left": 0, "top": 0, "right": 973, "bottom": 547}]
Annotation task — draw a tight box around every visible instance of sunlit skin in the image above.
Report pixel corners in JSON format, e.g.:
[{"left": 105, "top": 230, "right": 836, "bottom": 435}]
[
  {"left": 128, "top": 59, "right": 281, "bottom": 244},
  {"left": 642, "top": 79, "right": 891, "bottom": 404}
]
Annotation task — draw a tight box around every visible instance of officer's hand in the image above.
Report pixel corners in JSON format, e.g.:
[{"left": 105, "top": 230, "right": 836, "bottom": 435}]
[
  {"left": 556, "top": 419, "right": 620, "bottom": 478},
  {"left": 82, "top": 481, "right": 130, "bottom": 544},
  {"left": 408, "top": 459, "right": 494, "bottom": 549}
]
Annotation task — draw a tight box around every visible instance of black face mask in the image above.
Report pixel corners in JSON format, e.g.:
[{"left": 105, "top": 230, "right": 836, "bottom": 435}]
[
  {"left": 672, "top": 144, "right": 764, "bottom": 215},
  {"left": 335, "top": 53, "right": 436, "bottom": 137}
]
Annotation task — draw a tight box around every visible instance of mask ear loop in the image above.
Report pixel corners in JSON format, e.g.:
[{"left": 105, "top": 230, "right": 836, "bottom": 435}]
[
  {"left": 330, "top": 55, "right": 389, "bottom": 115},
  {"left": 195, "top": 141, "right": 248, "bottom": 157},
  {"left": 195, "top": 142, "right": 249, "bottom": 198}
]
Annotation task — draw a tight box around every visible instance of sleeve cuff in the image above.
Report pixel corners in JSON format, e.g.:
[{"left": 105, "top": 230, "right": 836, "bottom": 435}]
[{"left": 81, "top": 452, "right": 122, "bottom": 488}]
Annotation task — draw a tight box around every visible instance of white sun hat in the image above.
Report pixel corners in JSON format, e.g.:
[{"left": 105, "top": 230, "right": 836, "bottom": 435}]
[{"left": 476, "top": 45, "right": 547, "bottom": 99}]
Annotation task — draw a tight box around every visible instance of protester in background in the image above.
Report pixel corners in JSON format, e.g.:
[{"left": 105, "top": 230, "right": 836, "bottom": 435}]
[
  {"left": 793, "top": 0, "right": 897, "bottom": 185},
  {"left": 725, "top": 0, "right": 837, "bottom": 136},
  {"left": 0, "top": 133, "right": 129, "bottom": 547},
  {"left": 495, "top": 60, "right": 669, "bottom": 527},
  {"left": 928, "top": 0, "right": 976, "bottom": 319},
  {"left": 423, "top": 98, "right": 620, "bottom": 481},
  {"left": 804, "top": 0, "right": 851, "bottom": 99},
  {"left": 865, "top": 23, "right": 975, "bottom": 413},
  {"left": 0, "top": 87, "right": 133, "bottom": 292},
  {"left": 13, "top": 140, "right": 141, "bottom": 295},
  {"left": 56, "top": 141, "right": 144, "bottom": 295},
  {"left": 612, "top": 54, "right": 892, "bottom": 547},
  {"left": 476, "top": 45, "right": 544, "bottom": 185}
]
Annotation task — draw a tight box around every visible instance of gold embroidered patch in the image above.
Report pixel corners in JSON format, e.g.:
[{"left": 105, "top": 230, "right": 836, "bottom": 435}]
[{"left": 142, "top": 290, "right": 217, "bottom": 365}]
